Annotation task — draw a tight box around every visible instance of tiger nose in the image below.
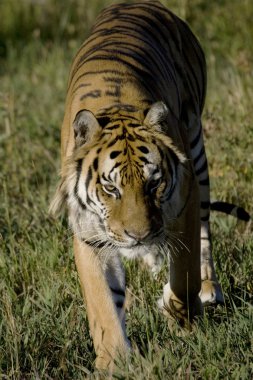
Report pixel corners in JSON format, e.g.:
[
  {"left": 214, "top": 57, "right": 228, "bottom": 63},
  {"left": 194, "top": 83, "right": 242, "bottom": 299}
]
[{"left": 124, "top": 228, "right": 150, "bottom": 241}]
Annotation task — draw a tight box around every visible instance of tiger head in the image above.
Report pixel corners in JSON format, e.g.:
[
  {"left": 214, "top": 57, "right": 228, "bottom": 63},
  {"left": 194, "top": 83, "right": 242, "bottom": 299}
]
[{"left": 50, "top": 102, "right": 188, "bottom": 251}]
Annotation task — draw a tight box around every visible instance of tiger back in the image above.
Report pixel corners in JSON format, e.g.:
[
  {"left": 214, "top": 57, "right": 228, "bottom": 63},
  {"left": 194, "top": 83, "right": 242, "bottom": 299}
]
[
  {"left": 61, "top": 1, "right": 206, "bottom": 161},
  {"left": 50, "top": 1, "right": 223, "bottom": 371}
]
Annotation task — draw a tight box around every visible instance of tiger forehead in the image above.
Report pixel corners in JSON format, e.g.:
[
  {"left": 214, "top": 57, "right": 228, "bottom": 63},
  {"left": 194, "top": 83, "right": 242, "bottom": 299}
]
[
  {"left": 103, "top": 118, "right": 141, "bottom": 132},
  {"left": 96, "top": 123, "right": 162, "bottom": 185},
  {"left": 102, "top": 120, "right": 154, "bottom": 154},
  {"left": 99, "top": 119, "right": 142, "bottom": 147}
]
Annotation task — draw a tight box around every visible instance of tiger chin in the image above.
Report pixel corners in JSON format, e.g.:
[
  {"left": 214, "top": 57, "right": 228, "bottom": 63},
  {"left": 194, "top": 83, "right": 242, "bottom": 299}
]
[{"left": 50, "top": 0, "right": 224, "bottom": 372}]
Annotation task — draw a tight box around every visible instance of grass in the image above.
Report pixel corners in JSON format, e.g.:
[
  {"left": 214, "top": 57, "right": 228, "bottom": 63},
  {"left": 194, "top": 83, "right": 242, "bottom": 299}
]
[{"left": 0, "top": 0, "right": 252, "bottom": 378}]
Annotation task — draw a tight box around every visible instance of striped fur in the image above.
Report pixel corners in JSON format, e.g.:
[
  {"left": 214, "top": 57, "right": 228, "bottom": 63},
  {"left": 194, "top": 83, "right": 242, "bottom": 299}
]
[{"left": 49, "top": 1, "right": 249, "bottom": 370}]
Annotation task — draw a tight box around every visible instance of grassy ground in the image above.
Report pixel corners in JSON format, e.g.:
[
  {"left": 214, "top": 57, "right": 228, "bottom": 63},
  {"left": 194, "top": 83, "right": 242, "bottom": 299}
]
[{"left": 0, "top": 0, "right": 252, "bottom": 378}]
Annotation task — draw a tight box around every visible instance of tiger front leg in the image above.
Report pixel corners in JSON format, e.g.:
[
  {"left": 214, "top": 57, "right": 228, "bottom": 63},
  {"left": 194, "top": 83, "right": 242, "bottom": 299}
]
[
  {"left": 73, "top": 237, "right": 129, "bottom": 371},
  {"left": 160, "top": 178, "right": 202, "bottom": 329},
  {"left": 193, "top": 123, "right": 224, "bottom": 306}
]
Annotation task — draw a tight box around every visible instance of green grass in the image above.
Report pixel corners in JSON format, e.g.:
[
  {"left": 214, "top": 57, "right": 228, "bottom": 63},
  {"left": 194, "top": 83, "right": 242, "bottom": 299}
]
[{"left": 0, "top": 0, "right": 252, "bottom": 378}]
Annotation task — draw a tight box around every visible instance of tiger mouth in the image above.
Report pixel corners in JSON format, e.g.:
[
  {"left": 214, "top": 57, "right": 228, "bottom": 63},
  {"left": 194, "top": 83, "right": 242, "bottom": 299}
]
[
  {"left": 79, "top": 224, "right": 164, "bottom": 250},
  {"left": 108, "top": 228, "right": 164, "bottom": 249}
]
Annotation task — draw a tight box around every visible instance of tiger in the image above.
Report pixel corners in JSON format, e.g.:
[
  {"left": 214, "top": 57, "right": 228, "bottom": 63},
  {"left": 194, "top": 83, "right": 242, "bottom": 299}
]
[{"left": 49, "top": 0, "right": 250, "bottom": 371}]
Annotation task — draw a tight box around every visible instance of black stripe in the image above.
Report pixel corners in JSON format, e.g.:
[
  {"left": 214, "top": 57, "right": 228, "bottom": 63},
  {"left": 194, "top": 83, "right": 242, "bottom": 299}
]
[
  {"left": 84, "top": 239, "right": 106, "bottom": 249},
  {"left": 72, "top": 83, "right": 92, "bottom": 94},
  {"left": 139, "top": 156, "right": 151, "bottom": 164},
  {"left": 110, "top": 287, "right": 125, "bottom": 297},
  {"left": 85, "top": 166, "right": 93, "bottom": 189},
  {"left": 201, "top": 215, "right": 209, "bottom": 222},
  {"left": 103, "top": 76, "right": 123, "bottom": 84},
  {"left": 98, "top": 111, "right": 139, "bottom": 120},
  {"left": 195, "top": 159, "right": 208, "bottom": 176},
  {"left": 102, "top": 173, "right": 108, "bottom": 182},
  {"left": 97, "top": 116, "right": 111, "bottom": 128},
  {"left": 93, "top": 157, "right": 99, "bottom": 171},
  {"left": 127, "top": 133, "right": 135, "bottom": 142},
  {"left": 74, "top": 160, "right": 87, "bottom": 210},
  {"left": 132, "top": 133, "right": 147, "bottom": 143},
  {"left": 193, "top": 146, "right": 205, "bottom": 166},
  {"left": 201, "top": 201, "right": 210, "bottom": 209},
  {"left": 84, "top": 167, "right": 98, "bottom": 208},
  {"left": 106, "top": 124, "right": 121, "bottom": 131},
  {"left": 105, "top": 86, "right": 121, "bottom": 97},
  {"left": 72, "top": 39, "right": 120, "bottom": 73},
  {"left": 119, "top": 104, "right": 138, "bottom": 113},
  {"left": 137, "top": 146, "right": 149, "bottom": 154},
  {"left": 108, "top": 162, "right": 121, "bottom": 177},
  {"left": 115, "top": 300, "right": 124, "bottom": 308},
  {"left": 127, "top": 121, "right": 141, "bottom": 127},
  {"left": 69, "top": 70, "right": 127, "bottom": 92},
  {"left": 80, "top": 90, "right": 101, "bottom": 100},
  {"left": 190, "top": 127, "right": 202, "bottom": 149},
  {"left": 86, "top": 193, "right": 97, "bottom": 208},
  {"left": 199, "top": 177, "right": 210, "bottom": 186},
  {"left": 110, "top": 151, "right": 121, "bottom": 159},
  {"left": 75, "top": 195, "right": 86, "bottom": 211},
  {"left": 74, "top": 159, "right": 83, "bottom": 196}
]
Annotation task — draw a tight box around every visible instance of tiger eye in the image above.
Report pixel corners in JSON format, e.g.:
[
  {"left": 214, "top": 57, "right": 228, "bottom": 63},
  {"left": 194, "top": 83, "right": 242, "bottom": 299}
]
[
  {"left": 102, "top": 184, "right": 120, "bottom": 198},
  {"left": 148, "top": 177, "right": 162, "bottom": 194}
]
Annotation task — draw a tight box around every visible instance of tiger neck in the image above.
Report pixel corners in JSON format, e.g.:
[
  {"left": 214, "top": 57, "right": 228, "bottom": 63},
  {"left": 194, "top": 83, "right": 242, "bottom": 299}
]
[
  {"left": 95, "top": 103, "right": 144, "bottom": 121},
  {"left": 71, "top": 68, "right": 152, "bottom": 120}
]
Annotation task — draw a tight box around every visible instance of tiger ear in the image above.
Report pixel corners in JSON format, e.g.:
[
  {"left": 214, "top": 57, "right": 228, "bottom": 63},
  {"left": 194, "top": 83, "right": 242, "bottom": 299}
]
[
  {"left": 144, "top": 102, "right": 186, "bottom": 163},
  {"left": 144, "top": 102, "right": 168, "bottom": 129},
  {"left": 73, "top": 109, "right": 101, "bottom": 147}
]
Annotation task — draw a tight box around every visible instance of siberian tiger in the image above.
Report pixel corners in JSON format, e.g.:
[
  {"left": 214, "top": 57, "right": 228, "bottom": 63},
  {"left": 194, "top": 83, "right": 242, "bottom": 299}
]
[{"left": 50, "top": 0, "right": 249, "bottom": 370}]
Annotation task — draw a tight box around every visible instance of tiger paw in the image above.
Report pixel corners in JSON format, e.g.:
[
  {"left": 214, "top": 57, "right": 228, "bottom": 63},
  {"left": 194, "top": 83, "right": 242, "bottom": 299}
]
[
  {"left": 158, "top": 284, "right": 203, "bottom": 330},
  {"left": 95, "top": 340, "right": 130, "bottom": 372},
  {"left": 95, "top": 354, "right": 114, "bottom": 372},
  {"left": 199, "top": 279, "right": 224, "bottom": 306}
]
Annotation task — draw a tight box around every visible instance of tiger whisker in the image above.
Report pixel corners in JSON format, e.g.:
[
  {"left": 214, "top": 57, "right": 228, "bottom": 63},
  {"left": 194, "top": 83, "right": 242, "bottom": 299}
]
[{"left": 169, "top": 231, "right": 190, "bottom": 253}]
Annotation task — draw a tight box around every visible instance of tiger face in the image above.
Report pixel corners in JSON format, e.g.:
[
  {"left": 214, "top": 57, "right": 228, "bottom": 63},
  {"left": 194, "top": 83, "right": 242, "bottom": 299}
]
[{"left": 52, "top": 102, "right": 188, "bottom": 255}]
